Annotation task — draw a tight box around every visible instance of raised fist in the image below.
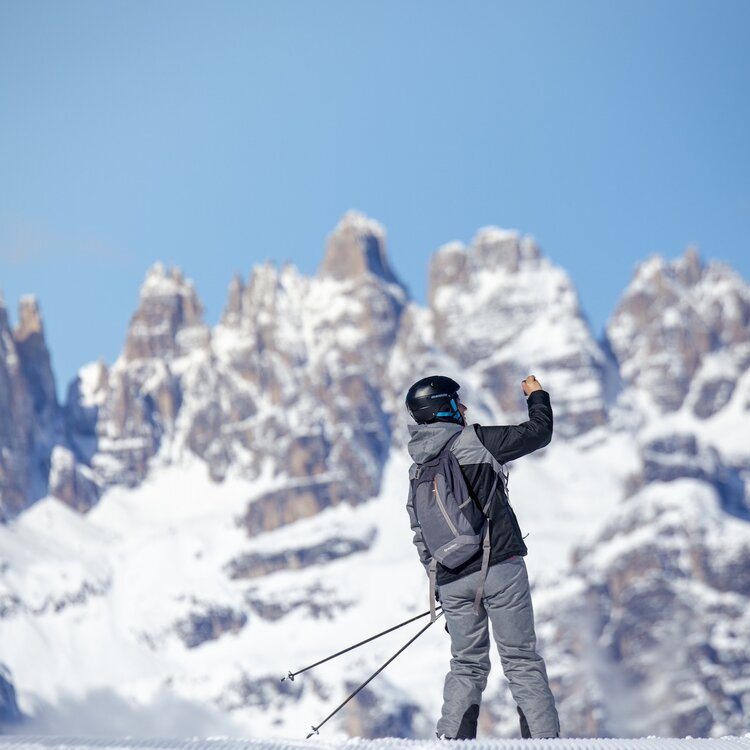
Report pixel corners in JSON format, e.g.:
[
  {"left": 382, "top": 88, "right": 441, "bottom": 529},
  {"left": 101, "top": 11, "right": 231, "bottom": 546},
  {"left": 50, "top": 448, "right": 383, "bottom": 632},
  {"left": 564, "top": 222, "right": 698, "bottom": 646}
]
[{"left": 521, "top": 374, "right": 543, "bottom": 397}]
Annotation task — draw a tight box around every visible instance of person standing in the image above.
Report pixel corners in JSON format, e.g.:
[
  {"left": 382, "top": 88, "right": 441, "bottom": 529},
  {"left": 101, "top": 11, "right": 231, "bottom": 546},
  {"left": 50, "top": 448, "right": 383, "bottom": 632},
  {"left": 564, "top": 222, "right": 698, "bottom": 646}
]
[{"left": 405, "top": 374, "right": 560, "bottom": 740}]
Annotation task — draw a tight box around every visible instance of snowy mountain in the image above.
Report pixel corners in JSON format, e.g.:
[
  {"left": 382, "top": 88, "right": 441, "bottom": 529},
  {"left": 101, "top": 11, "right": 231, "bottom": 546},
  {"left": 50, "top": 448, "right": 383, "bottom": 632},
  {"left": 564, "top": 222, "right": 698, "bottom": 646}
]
[
  {"left": 606, "top": 247, "right": 750, "bottom": 419},
  {"left": 0, "top": 212, "right": 748, "bottom": 739},
  {"left": 427, "top": 229, "right": 609, "bottom": 437}
]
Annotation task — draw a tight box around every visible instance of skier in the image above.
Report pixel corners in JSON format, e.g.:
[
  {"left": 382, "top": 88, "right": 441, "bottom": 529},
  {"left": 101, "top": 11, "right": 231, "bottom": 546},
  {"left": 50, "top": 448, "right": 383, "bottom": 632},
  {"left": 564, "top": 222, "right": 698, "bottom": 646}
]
[{"left": 405, "top": 374, "right": 560, "bottom": 740}]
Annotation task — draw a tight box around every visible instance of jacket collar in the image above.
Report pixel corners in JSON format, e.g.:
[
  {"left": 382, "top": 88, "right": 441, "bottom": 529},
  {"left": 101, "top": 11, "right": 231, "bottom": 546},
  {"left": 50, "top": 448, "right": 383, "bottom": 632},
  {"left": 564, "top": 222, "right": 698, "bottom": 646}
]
[{"left": 407, "top": 421, "right": 463, "bottom": 464}]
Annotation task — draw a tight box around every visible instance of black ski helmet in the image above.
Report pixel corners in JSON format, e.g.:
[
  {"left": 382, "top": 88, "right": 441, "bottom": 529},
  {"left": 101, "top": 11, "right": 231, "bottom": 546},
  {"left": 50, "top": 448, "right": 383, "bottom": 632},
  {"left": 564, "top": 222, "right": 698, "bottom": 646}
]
[{"left": 405, "top": 375, "right": 462, "bottom": 424}]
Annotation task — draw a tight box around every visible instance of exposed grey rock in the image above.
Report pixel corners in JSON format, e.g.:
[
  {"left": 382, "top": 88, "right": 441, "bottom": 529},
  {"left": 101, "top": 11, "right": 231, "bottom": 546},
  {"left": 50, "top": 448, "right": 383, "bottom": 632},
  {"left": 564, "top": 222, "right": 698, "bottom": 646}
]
[
  {"left": 210, "top": 228, "right": 406, "bottom": 529},
  {"left": 48, "top": 445, "right": 100, "bottom": 512},
  {"left": 0, "top": 578, "right": 111, "bottom": 619},
  {"left": 1, "top": 265, "right": 213, "bottom": 515},
  {"left": 319, "top": 211, "right": 400, "bottom": 285},
  {"left": 342, "top": 684, "right": 425, "bottom": 738},
  {"left": 427, "top": 230, "right": 609, "bottom": 437},
  {"left": 606, "top": 248, "right": 750, "bottom": 415},
  {"left": 632, "top": 434, "right": 748, "bottom": 519},
  {"left": 0, "top": 296, "right": 67, "bottom": 519},
  {"left": 223, "top": 274, "right": 244, "bottom": 326},
  {"left": 213, "top": 257, "right": 404, "bottom": 494},
  {"left": 226, "top": 533, "right": 375, "bottom": 579},
  {"left": 175, "top": 605, "right": 248, "bottom": 649},
  {"left": 91, "top": 361, "right": 180, "bottom": 487},
  {"left": 0, "top": 663, "right": 22, "bottom": 725},
  {"left": 124, "top": 264, "right": 208, "bottom": 362},
  {"left": 0, "top": 594, "right": 21, "bottom": 620},
  {"left": 238, "top": 478, "right": 350, "bottom": 537},
  {"left": 0, "top": 298, "right": 34, "bottom": 518},
  {"left": 692, "top": 376, "right": 736, "bottom": 419},
  {"left": 546, "top": 473, "right": 750, "bottom": 737},
  {"left": 78, "top": 265, "right": 207, "bottom": 490},
  {"left": 14, "top": 297, "right": 58, "bottom": 426},
  {"left": 181, "top": 366, "right": 257, "bottom": 482},
  {"left": 219, "top": 672, "right": 306, "bottom": 713},
  {"left": 64, "top": 360, "right": 108, "bottom": 463},
  {"left": 245, "top": 584, "right": 353, "bottom": 622}
]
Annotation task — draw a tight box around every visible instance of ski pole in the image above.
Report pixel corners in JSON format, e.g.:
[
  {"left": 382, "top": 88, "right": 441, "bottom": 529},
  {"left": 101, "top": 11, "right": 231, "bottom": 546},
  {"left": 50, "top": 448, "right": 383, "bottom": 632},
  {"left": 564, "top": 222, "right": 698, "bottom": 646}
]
[
  {"left": 305, "top": 609, "right": 444, "bottom": 738},
  {"left": 282, "top": 606, "right": 441, "bottom": 682}
]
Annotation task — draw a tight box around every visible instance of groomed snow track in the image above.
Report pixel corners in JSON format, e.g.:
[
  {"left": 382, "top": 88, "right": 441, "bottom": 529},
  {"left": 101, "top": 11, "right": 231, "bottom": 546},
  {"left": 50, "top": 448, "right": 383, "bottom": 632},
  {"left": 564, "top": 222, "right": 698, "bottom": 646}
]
[{"left": 1, "top": 737, "right": 750, "bottom": 750}]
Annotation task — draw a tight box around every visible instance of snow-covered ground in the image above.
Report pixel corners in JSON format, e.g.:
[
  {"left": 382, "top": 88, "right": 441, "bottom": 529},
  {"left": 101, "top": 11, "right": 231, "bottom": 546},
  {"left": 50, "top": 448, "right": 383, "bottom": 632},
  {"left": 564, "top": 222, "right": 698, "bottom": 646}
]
[
  {"left": 1, "top": 735, "right": 750, "bottom": 750},
  {"left": 0, "top": 439, "right": 637, "bottom": 738}
]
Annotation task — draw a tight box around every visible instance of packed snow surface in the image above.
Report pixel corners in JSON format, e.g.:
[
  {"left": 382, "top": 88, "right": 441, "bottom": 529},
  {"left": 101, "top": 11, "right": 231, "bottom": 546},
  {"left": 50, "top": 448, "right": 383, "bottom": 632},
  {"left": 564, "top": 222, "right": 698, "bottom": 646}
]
[{"left": 1, "top": 737, "right": 750, "bottom": 750}]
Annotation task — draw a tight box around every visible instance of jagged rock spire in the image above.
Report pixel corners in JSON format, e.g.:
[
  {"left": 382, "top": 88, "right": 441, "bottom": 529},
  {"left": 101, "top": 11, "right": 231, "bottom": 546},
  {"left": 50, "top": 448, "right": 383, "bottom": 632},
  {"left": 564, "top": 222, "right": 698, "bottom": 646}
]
[
  {"left": 606, "top": 245, "right": 750, "bottom": 414},
  {"left": 222, "top": 274, "right": 245, "bottom": 325},
  {"left": 12, "top": 296, "right": 58, "bottom": 419},
  {"left": 124, "top": 263, "right": 208, "bottom": 361},
  {"left": 14, "top": 295, "right": 44, "bottom": 339},
  {"left": 0, "top": 296, "right": 66, "bottom": 518},
  {"left": 319, "top": 211, "right": 401, "bottom": 285},
  {"left": 426, "top": 227, "right": 607, "bottom": 437}
]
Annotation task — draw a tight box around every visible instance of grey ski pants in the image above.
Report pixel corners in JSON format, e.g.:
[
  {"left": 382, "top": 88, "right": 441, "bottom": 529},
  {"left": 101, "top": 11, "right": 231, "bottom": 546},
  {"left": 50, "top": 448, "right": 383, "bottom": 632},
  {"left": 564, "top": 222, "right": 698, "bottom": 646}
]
[{"left": 436, "top": 556, "right": 560, "bottom": 739}]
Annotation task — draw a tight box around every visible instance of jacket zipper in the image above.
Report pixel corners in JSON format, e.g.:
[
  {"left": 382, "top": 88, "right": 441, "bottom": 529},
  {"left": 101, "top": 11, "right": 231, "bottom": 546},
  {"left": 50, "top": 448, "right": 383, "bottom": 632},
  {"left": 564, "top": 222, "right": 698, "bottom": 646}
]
[{"left": 433, "top": 478, "right": 459, "bottom": 536}]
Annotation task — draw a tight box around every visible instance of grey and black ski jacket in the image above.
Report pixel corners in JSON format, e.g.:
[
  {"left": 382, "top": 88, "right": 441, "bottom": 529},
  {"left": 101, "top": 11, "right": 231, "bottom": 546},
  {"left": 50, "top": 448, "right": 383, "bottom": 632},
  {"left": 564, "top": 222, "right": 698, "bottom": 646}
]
[{"left": 406, "top": 390, "right": 553, "bottom": 586}]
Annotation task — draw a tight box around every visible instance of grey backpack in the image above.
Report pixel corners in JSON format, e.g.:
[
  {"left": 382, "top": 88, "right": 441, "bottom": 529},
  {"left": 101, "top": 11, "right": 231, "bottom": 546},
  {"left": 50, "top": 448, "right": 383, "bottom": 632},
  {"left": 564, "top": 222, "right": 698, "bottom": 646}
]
[{"left": 411, "top": 431, "right": 500, "bottom": 619}]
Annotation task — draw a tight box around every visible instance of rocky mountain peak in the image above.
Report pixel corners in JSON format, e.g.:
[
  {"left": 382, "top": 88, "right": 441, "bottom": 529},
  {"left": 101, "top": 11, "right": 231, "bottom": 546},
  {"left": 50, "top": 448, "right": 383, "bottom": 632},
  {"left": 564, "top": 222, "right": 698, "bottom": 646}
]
[
  {"left": 0, "top": 295, "right": 10, "bottom": 338},
  {"left": 222, "top": 274, "right": 245, "bottom": 326},
  {"left": 607, "top": 247, "right": 750, "bottom": 418},
  {"left": 13, "top": 296, "right": 44, "bottom": 341},
  {"left": 63, "top": 264, "right": 212, "bottom": 496},
  {"left": 627, "top": 246, "right": 704, "bottom": 293},
  {"left": 319, "top": 211, "right": 400, "bottom": 285},
  {"left": 247, "top": 262, "right": 285, "bottom": 303},
  {"left": 124, "top": 263, "right": 208, "bottom": 361},
  {"left": 428, "top": 228, "right": 543, "bottom": 306},
  {"left": 139, "top": 263, "right": 193, "bottom": 299},
  {"left": 11, "top": 296, "right": 58, "bottom": 419},
  {"left": 427, "top": 229, "right": 608, "bottom": 436},
  {"left": 0, "top": 301, "right": 28, "bottom": 519},
  {"left": 470, "top": 227, "right": 541, "bottom": 262},
  {"left": 606, "top": 246, "right": 750, "bottom": 416},
  {"left": 216, "top": 262, "right": 302, "bottom": 336},
  {"left": 0, "top": 296, "right": 65, "bottom": 519},
  {"left": 675, "top": 245, "right": 703, "bottom": 285}
]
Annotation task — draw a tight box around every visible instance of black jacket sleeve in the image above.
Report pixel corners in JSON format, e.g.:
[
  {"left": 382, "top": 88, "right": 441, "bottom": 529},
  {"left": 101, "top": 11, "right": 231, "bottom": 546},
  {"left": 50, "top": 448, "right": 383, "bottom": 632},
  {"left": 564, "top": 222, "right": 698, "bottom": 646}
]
[{"left": 474, "top": 390, "right": 553, "bottom": 464}]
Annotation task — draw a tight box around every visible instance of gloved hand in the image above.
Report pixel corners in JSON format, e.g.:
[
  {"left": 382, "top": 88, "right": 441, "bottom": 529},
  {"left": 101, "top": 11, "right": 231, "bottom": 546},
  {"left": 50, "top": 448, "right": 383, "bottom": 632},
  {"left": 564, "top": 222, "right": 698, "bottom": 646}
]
[{"left": 435, "top": 588, "right": 450, "bottom": 633}]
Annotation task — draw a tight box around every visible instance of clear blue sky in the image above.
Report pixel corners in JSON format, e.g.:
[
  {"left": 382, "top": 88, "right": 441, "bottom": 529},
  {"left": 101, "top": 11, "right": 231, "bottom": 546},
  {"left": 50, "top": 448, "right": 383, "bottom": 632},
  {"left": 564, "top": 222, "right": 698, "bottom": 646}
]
[{"left": 1, "top": 0, "right": 748, "bottom": 396}]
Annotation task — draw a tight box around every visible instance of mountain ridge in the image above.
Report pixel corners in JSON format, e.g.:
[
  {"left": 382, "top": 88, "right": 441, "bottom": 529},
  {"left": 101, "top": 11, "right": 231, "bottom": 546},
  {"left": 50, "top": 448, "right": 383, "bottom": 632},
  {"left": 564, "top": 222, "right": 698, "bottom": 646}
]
[{"left": 0, "top": 212, "right": 748, "bottom": 738}]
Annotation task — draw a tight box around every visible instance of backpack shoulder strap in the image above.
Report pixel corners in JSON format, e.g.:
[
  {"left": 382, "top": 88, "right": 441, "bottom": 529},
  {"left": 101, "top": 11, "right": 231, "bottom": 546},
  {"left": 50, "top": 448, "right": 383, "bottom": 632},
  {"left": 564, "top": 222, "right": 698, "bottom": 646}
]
[
  {"left": 429, "top": 559, "right": 439, "bottom": 622},
  {"left": 453, "top": 427, "right": 496, "bottom": 613},
  {"left": 451, "top": 425, "right": 505, "bottom": 473},
  {"left": 473, "top": 522, "right": 492, "bottom": 615},
  {"left": 452, "top": 425, "right": 509, "bottom": 512},
  {"left": 453, "top": 425, "right": 508, "bottom": 481}
]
